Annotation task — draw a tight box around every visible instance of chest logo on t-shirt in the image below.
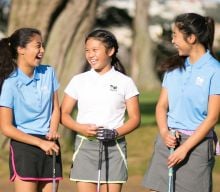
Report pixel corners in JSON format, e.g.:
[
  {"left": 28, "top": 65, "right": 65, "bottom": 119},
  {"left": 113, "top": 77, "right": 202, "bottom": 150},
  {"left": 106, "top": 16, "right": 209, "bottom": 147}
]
[
  {"left": 110, "top": 84, "right": 117, "bottom": 91},
  {"left": 195, "top": 76, "right": 204, "bottom": 86}
]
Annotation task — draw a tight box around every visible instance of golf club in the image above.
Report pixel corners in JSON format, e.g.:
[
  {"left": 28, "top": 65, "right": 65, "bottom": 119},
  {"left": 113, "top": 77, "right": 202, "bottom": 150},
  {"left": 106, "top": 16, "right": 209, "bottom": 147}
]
[
  {"left": 97, "top": 140, "right": 103, "bottom": 192},
  {"left": 52, "top": 150, "right": 56, "bottom": 192},
  {"left": 168, "top": 129, "right": 176, "bottom": 192}
]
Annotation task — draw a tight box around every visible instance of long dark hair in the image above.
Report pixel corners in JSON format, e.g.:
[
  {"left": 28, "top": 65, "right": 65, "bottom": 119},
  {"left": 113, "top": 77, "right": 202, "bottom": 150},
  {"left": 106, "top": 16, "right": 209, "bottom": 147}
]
[
  {"left": 85, "top": 29, "right": 126, "bottom": 74},
  {"left": 159, "top": 13, "right": 215, "bottom": 72},
  {"left": 0, "top": 28, "right": 41, "bottom": 93}
]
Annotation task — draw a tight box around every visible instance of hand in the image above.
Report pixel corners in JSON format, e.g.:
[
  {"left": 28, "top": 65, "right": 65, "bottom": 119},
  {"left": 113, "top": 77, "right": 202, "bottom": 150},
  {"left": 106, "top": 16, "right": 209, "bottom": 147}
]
[
  {"left": 96, "top": 128, "right": 118, "bottom": 142},
  {"left": 168, "top": 145, "right": 188, "bottom": 168},
  {"left": 38, "top": 139, "right": 59, "bottom": 156},
  {"left": 46, "top": 130, "right": 60, "bottom": 141},
  {"left": 161, "top": 130, "right": 179, "bottom": 148},
  {"left": 80, "top": 124, "right": 98, "bottom": 137}
]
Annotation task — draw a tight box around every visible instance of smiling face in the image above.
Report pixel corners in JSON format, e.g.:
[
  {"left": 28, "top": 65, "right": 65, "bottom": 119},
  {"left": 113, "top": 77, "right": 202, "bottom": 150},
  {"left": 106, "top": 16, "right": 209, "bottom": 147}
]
[
  {"left": 17, "top": 34, "right": 44, "bottom": 69},
  {"left": 171, "top": 25, "right": 193, "bottom": 56},
  {"left": 85, "top": 38, "right": 114, "bottom": 74}
]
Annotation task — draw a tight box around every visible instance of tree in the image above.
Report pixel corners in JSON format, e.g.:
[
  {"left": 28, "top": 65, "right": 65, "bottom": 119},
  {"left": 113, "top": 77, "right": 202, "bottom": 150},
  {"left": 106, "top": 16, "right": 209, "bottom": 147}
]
[
  {"left": 8, "top": 0, "right": 98, "bottom": 98},
  {"left": 131, "top": 0, "right": 160, "bottom": 90},
  {"left": 43, "top": 0, "right": 98, "bottom": 98},
  {"left": 8, "top": 0, "right": 62, "bottom": 39}
]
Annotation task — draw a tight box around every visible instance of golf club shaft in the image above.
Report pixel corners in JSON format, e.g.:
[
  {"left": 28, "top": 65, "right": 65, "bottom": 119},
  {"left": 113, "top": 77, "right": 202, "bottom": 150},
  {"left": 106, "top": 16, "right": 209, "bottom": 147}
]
[
  {"left": 168, "top": 130, "right": 176, "bottom": 192},
  {"left": 97, "top": 141, "right": 103, "bottom": 192},
  {"left": 52, "top": 151, "right": 56, "bottom": 192}
]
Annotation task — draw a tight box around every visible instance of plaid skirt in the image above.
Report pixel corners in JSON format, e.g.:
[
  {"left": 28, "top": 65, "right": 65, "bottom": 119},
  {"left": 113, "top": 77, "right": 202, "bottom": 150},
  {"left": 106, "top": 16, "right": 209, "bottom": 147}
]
[{"left": 70, "top": 135, "right": 128, "bottom": 183}]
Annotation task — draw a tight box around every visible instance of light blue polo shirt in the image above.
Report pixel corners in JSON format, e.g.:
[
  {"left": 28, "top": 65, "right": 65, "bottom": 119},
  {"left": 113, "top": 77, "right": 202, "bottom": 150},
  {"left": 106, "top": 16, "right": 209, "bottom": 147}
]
[
  {"left": 163, "top": 51, "right": 220, "bottom": 131},
  {"left": 0, "top": 65, "right": 59, "bottom": 135}
]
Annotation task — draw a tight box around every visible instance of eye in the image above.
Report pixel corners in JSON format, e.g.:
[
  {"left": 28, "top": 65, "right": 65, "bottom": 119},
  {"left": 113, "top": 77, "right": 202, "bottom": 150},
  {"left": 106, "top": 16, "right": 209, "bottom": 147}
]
[{"left": 171, "top": 32, "right": 176, "bottom": 38}]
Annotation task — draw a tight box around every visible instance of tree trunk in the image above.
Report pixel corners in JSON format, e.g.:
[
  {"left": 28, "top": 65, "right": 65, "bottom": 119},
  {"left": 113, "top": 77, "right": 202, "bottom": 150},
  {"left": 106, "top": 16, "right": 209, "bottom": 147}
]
[
  {"left": 131, "top": 0, "right": 160, "bottom": 90},
  {"left": 7, "top": 0, "right": 62, "bottom": 39},
  {"left": 43, "top": 0, "right": 98, "bottom": 99}
]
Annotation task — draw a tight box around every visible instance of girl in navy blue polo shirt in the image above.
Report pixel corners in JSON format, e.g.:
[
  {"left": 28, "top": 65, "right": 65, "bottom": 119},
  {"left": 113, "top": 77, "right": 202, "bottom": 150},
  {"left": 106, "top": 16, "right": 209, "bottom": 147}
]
[
  {"left": 0, "top": 28, "right": 62, "bottom": 192},
  {"left": 143, "top": 13, "right": 220, "bottom": 192}
]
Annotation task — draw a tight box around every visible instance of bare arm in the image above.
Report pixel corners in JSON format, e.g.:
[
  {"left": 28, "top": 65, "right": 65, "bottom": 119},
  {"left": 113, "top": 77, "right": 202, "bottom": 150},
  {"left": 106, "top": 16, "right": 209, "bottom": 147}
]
[
  {"left": 60, "top": 94, "right": 98, "bottom": 137},
  {"left": 168, "top": 95, "right": 220, "bottom": 167},
  {"left": 156, "top": 87, "right": 177, "bottom": 147},
  {"left": 0, "top": 107, "right": 59, "bottom": 155},
  {"left": 115, "top": 95, "right": 141, "bottom": 137},
  {"left": 47, "top": 91, "right": 60, "bottom": 140}
]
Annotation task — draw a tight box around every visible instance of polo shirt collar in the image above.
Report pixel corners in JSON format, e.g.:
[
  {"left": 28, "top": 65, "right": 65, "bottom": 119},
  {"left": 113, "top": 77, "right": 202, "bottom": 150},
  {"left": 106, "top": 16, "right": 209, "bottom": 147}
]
[
  {"left": 90, "top": 67, "right": 115, "bottom": 78},
  {"left": 16, "top": 67, "right": 40, "bottom": 85},
  {"left": 185, "top": 50, "right": 212, "bottom": 69}
]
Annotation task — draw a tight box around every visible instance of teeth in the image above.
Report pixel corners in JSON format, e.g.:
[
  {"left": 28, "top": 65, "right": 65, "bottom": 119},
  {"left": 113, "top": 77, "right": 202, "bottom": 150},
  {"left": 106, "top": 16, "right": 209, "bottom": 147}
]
[
  {"left": 36, "top": 54, "right": 43, "bottom": 59},
  {"left": 90, "top": 59, "right": 96, "bottom": 64}
]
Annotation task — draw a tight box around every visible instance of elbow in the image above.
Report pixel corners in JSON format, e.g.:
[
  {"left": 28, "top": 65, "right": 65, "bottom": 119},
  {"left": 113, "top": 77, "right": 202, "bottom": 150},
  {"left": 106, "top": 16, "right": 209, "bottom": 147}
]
[
  {"left": 60, "top": 112, "right": 65, "bottom": 125},
  {"left": 0, "top": 124, "right": 10, "bottom": 137},
  {"left": 206, "top": 115, "right": 219, "bottom": 127},
  {"left": 60, "top": 109, "right": 68, "bottom": 126},
  {"left": 134, "top": 114, "right": 141, "bottom": 129}
]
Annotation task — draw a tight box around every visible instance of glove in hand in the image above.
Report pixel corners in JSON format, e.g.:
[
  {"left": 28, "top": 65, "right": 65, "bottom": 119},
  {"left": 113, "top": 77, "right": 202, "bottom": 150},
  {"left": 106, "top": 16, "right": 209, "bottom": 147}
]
[{"left": 96, "top": 128, "right": 118, "bottom": 141}]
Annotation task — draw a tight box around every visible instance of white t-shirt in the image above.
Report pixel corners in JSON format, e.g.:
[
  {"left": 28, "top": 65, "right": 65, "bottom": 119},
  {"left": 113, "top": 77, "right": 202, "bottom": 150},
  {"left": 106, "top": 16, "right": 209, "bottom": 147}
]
[{"left": 65, "top": 67, "right": 139, "bottom": 130}]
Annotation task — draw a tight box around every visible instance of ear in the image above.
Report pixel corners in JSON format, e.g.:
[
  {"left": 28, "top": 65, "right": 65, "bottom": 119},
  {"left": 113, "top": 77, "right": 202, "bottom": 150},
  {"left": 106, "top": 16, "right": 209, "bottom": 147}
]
[
  {"left": 107, "top": 47, "right": 115, "bottom": 57},
  {"left": 187, "top": 34, "right": 197, "bottom": 44},
  {"left": 17, "top": 46, "right": 25, "bottom": 55}
]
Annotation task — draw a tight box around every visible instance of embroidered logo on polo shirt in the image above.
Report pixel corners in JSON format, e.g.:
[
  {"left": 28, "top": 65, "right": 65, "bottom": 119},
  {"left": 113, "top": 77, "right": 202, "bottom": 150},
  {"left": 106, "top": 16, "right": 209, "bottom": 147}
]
[
  {"left": 110, "top": 84, "right": 117, "bottom": 91},
  {"left": 195, "top": 76, "right": 204, "bottom": 86},
  {"left": 41, "top": 85, "right": 49, "bottom": 92}
]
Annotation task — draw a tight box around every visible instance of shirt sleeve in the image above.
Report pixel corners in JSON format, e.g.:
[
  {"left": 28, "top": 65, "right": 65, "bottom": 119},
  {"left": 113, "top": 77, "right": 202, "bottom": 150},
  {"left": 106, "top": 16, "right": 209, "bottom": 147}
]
[
  {"left": 0, "top": 80, "right": 14, "bottom": 108},
  {"left": 64, "top": 76, "right": 78, "bottom": 100},
  {"left": 125, "top": 77, "right": 139, "bottom": 100},
  {"left": 51, "top": 67, "right": 59, "bottom": 92},
  {"left": 162, "top": 72, "right": 168, "bottom": 88},
  {"left": 210, "top": 69, "right": 220, "bottom": 95}
]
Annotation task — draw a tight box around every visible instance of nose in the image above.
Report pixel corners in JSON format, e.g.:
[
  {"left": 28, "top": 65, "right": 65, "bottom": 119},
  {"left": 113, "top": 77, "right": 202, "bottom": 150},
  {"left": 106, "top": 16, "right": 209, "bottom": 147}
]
[
  {"left": 86, "top": 51, "right": 94, "bottom": 58},
  {"left": 40, "top": 45, "right": 45, "bottom": 53}
]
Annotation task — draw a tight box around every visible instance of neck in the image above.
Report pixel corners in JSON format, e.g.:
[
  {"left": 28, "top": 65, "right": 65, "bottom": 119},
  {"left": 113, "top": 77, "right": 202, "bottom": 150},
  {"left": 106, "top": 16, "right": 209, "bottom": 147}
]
[
  {"left": 94, "top": 64, "right": 112, "bottom": 75},
  {"left": 188, "top": 44, "right": 206, "bottom": 64},
  {"left": 17, "top": 60, "right": 35, "bottom": 77}
]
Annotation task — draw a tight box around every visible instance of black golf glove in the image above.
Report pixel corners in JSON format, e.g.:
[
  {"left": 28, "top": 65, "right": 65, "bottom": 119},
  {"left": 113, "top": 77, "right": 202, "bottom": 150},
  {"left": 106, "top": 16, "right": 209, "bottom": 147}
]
[{"left": 96, "top": 128, "right": 118, "bottom": 142}]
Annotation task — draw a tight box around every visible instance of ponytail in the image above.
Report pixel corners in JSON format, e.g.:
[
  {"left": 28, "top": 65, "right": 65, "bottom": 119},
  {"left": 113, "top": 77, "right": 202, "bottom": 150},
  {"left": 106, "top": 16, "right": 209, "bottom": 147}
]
[
  {"left": 111, "top": 55, "right": 126, "bottom": 74},
  {"left": 159, "top": 13, "right": 216, "bottom": 72},
  {"left": 0, "top": 27, "right": 41, "bottom": 93},
  {"left": 0, "top": 37, "right": 17, "bottom": 94},
  {"left": 204, "top": 16, "right": 215, "bottom": 57}
]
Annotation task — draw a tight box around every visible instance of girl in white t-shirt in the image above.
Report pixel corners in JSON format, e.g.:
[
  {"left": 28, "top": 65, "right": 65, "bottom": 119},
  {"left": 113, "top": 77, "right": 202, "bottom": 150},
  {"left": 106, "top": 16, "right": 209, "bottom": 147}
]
[{"left": 61, "top": 29, "right": 140, "bottom": 192}]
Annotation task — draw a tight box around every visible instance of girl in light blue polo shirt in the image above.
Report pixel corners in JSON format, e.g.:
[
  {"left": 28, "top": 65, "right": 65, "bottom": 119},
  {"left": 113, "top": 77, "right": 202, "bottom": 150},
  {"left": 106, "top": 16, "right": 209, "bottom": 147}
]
[
  {"left": 0, "top": 28, "right": 62, "bottom": 192},
  {"left": 143, "top": 13, "right": 220, "bottom": 192}
]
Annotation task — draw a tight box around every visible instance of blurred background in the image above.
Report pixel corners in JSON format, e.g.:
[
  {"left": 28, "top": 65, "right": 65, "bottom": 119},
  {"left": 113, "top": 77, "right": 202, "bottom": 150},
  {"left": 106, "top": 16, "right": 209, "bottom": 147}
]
[{"left": 0, "top": 0, "right": 220, "bottom": 191}]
